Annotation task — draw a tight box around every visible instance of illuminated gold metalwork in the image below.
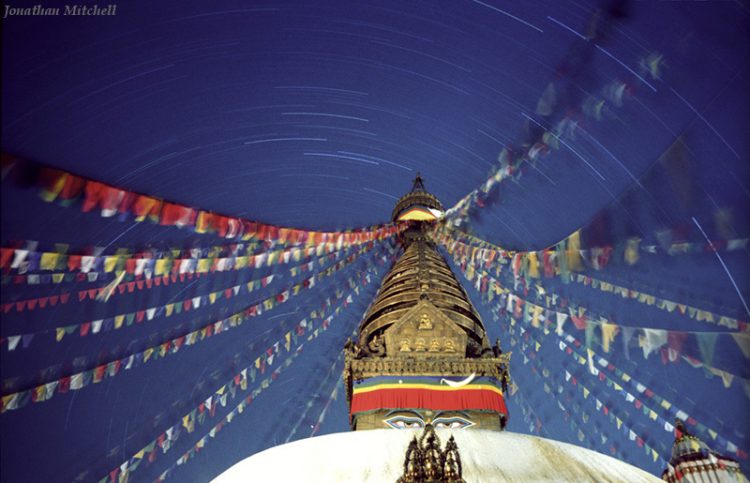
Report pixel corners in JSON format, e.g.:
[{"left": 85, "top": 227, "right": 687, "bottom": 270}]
[
  {"left": 392, "top": 173, "right": 444, "bottom": 221},
  {"left": 396, "top": 424, "right": 465, "bottom": 483},
  {"left": 343, "top": 176, "right": 511, "bottom": 431}
]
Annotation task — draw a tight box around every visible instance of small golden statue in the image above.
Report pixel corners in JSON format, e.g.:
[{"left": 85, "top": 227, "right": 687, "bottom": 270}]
[
  {"left": 444, "top": 338, "right": 456, "bottom": 353},
  {"left": 400, "top": 339, "right": 412, "bottom": 352},
  {"left": 415, "top": 338, "right": 426, "bottom": 351},
  {"left": 418, "top": 313, "right": 433, "bottom": 330}
]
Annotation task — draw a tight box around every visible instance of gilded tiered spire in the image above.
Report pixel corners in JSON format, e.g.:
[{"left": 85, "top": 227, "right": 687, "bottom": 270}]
[{"left": 344, "top": 177, "right": 510, "bottom": 431}]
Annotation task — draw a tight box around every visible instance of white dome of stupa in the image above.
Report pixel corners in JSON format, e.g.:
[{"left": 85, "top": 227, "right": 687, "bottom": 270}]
[{"left": 214, "top": 429, "right": 662, "bottom": 482}]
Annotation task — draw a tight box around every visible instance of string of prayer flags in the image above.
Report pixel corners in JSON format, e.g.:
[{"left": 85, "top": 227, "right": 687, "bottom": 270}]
[
  {"left": 442, "top": 235, "right": 749, "bottom": 334},
  {"left": 508, "top": 307, "right": 746, "bottom": 460},
  {"left": 1, "top": 237, "right": 362, "bottom": 281},
  {"left": 2, "top": 243, "right": 373, "bottom": 346},
  {"left": 1, "top": 254, "right": 378, "bottom": 413},
  {"left": 436, "top": 225, "right": 749, "bottom": 282},
  {"left": 442, "top": 73, "right": 644, "bottom": 227},
  {"left": 446, "top": 242, "right": 750, "bottom": 373},
  {"left": 447, "top": 238, "right": 750, "bottom": 403},
  {"left": 103, "top": 258, "right": 383, "bottom": 483},
  {"left": 2, "top": 155, "right": 404, "bottom": 243},
  {"left": 2, "top": 238, "right": 372, "bottom": 320},
  {"left": 514, "top": 318, "right": 670, "bottom": 467}
]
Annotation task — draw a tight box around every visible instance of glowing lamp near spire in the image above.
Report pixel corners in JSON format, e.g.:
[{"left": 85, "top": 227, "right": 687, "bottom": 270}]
[{"left": 391, "top": 173, "right": 445, "bottom": 222}]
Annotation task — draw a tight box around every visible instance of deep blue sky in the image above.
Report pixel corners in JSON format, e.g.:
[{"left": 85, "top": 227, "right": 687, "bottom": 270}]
[{"left": 2, "top": 1, "right": 749, "bottom": 481}]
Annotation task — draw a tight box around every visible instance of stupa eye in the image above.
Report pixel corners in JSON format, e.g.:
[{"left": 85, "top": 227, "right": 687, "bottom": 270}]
[
  {"left": 385, "top": 416, "right": 425, "bottom": 429},
  {"left": 432, "top": 417, "right": 474, "bottom": 430}
]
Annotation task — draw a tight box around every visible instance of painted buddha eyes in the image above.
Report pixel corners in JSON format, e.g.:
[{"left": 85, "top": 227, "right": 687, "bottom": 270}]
[
  {"left": 385, "top": 416, "right": 424, "bottom": 429},
  {"left": 433, "top": 417, "right": 474, "bottom": 429},
  {"left": 384, "top": 415, "right": 474, "bottom": 430}
]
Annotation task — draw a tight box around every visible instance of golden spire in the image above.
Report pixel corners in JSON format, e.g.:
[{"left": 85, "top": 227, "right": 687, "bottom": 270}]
[{"left": 344, "top": 177, "right": 510, "bottom": 431}]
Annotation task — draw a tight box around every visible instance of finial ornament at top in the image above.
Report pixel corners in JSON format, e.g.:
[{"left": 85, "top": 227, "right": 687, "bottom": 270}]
[{"left": 412, "top": 172, "right": 426, "bottom": 192}]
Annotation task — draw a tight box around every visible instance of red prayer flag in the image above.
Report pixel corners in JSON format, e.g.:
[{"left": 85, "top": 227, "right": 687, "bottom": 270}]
[
  {"left": 67, "top": 255, "right": 81, "bottom": 271},
  {"left": 58, "top": 376, "right": 71, "bottom": 393},
  {"left": 160, "top": 203, "right": 197, "bottom": 227},
  {"left": 0, "top": 248, "right": 13, "bottom": 269},
  {"left": 82, "top": 181, "right": 107, "bottom": 212}
]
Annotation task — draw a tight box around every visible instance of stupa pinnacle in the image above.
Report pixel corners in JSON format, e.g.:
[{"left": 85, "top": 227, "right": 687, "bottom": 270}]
[{"left": 344, "top": 176, "right": 511, "bottom": 431}]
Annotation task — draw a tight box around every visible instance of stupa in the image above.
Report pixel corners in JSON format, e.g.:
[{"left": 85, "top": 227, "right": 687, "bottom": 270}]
[{"left": 214, "top": 177, "right": 663, "bottom": 482}]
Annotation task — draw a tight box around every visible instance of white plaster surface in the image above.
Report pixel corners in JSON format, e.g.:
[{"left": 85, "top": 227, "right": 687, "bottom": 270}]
[{"left": 213, "top": 429, "right": 662, "bottom": 482}]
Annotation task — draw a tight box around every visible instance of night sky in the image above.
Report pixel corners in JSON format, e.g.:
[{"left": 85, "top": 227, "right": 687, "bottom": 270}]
[{"left": 2, "top": 1, "right": 749, "bottom": 482}]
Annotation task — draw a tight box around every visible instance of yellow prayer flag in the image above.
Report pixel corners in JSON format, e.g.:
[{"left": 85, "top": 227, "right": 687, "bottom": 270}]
[
  {"left": 56, "top": 327, "right": 65, "bottom": 342},
  {"left": 625, "top": 237, "right": 640, "bottom": 265},
  {"left": 197, "top": 258, "right": 210, "bottom": 273},
  {"left": 155, "top": 259, "right": 168, "bottom": 276},
  {"left": 41, "top": 173, "right": 68, "bottom": 201},
  {"left": 601, "top": 323, "right": 619, "bottom": 353},
  {"left": 566, "top": 230, "right": 583, "bottom": 271},
  {"left": 527, "top": 252, "right": 539, "bottom": 278},
  {"left": 114, "top": 315, "right": 124, "bottom": 329},
  {"left": 40, "top": 252, "right": 59, "bottom": 271},
  {"left": 104, "top": 256, "right": 119, "bottom": 273},
  {"left": 531, "top": 306, "right": 543, "bottom": 328}
]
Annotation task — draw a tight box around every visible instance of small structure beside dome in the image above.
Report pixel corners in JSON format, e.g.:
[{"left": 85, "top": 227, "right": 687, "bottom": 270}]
[{"left": 662, "top": 419, "right": 747, "bottom": 482}]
